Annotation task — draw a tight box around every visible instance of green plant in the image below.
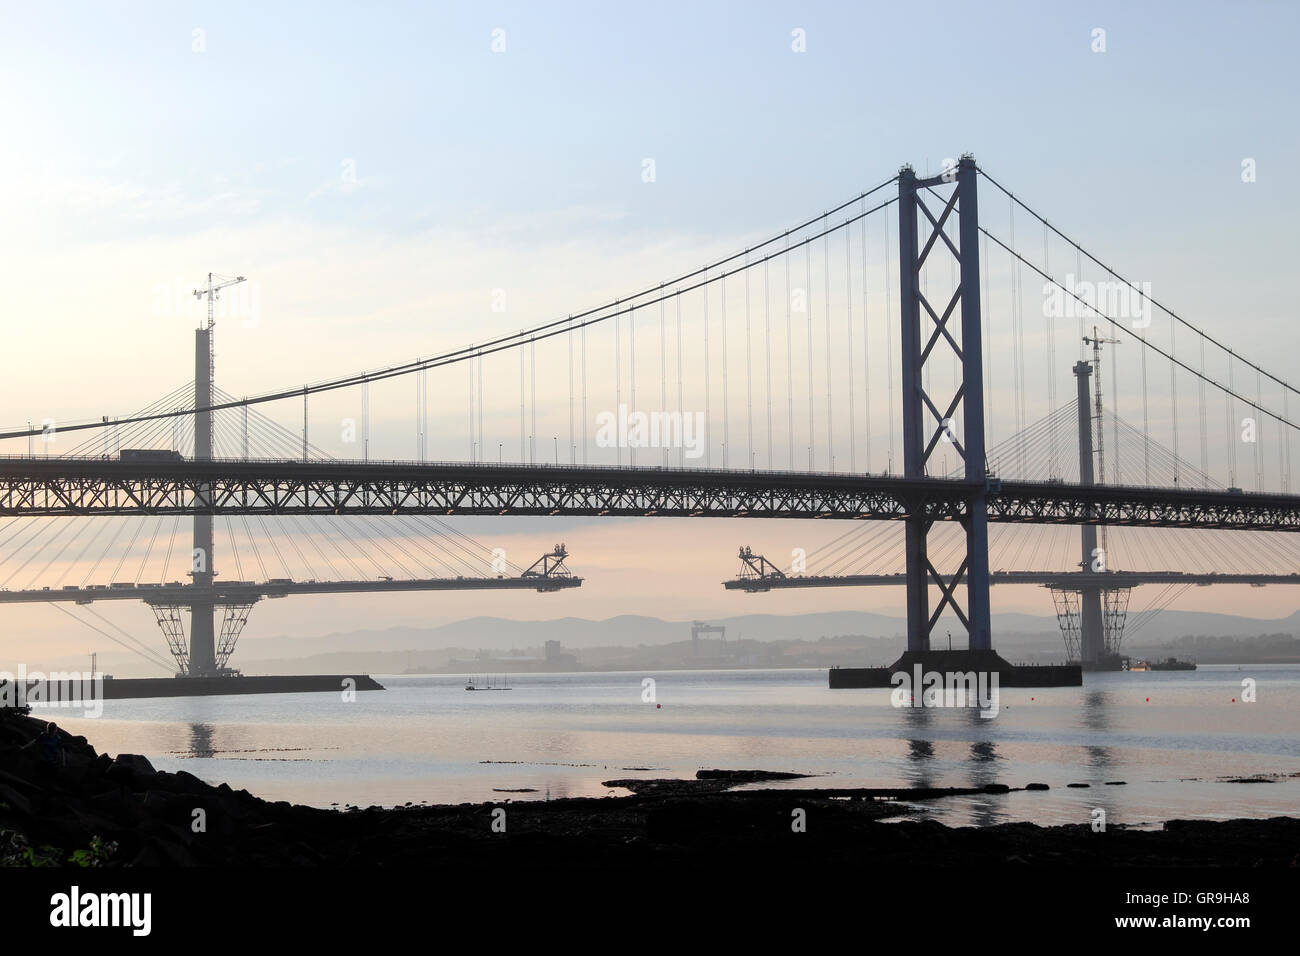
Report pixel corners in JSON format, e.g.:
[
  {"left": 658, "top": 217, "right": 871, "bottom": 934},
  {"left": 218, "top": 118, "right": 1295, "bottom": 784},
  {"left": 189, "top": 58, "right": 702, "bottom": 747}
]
[{"left": 68, "top": 835, "right": 118, "bottom": 867}]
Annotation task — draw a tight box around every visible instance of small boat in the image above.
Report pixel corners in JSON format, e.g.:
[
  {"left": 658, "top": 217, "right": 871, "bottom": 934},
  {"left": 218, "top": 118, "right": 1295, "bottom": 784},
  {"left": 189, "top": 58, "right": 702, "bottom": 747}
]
[
  {"left": 465, "top": 674, "right": 512, "bottom": 691},
  {"left": 1125, "top": 658, "right": 1150, "bottom": 672},
  {"left": 1149, "top": 657, "right": 1196, "bottom": 671}
]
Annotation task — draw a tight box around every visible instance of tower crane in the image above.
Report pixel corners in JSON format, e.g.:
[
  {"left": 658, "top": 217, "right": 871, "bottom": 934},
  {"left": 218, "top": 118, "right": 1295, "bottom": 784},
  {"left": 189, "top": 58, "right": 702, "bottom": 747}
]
[{"left": 193, "top": 272, "right": 246, "bottom": 330}]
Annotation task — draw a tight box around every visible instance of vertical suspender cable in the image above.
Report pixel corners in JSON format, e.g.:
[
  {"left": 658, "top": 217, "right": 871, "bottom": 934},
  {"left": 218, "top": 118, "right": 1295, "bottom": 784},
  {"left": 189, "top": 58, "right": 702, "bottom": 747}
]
[
  {"left": 745, "top": 254, "right": 753, "bottom": 468},
  {"left": 520, "top": 332, "right": 526, "bottom": 462},
  {"left": 1285, "top": 387, "right": 1292, "bottom": 491},
  {"left": 824, "top": 214, "right": 833, "bottom": 471},
  {"left": 806, "top": 240, "right": 814, "bottom": 470},
  {"left": 1170, "top": 315, "right": 1179, "bottom": 484},
  {"left": 363, "top": 378, "right": 370, "bottom": 462},
  {"left": 845, "top": 225, "right": 856, "bottom": 473},
  {"left": 615, "top": 303, "right": 622, "bottom": 467},
  {"left": 764, "top": 257, "right": 772, "bottom": 469},
  {"left": 704, "top": 270, "right": 711, "bottom": 468},
  {"left": 1140, "top": 345, "right": 1149, "bottom": 485},
  {"left": 861, "top": 204, "right": 871, "bottom": 473},
  {"left": 1010, "top": 200, "right": 1025, "bottom": 476},
  {"left": 1199, "top": 336, "right": 1208, "bottom": 487},
  {"left": 1280, "top": 381, "right": 1287, "bottom": 491},
  {"left": 1110, "top": 335, "right": 1119, "bottom": 482},
  {"left": 982, "top": 229, "right": 992, "bottom": 455},
  {"left": 722, "top": 269, "right": 729, "bottom": 469},
  {"left": 530, "top": 336, "right": 537, "bottom": 464},
  {"left": 569, "top": 317, "right": 575, "bottom": 465},
  {"left": 660, "top": 286, "right": 667, "bottom": 468},
  {"left": 1045, "top": 222, "right": 1058, "bottom": 477},
  {"left": 785, "top": 233, "right": 794, "bottom": 470},
  {"left": 675, "top": 291, "right": 684, "bottom": 468},
  {"left": 884, "top": 212, "right": 895, "bottom": 474},
  {"left": 581, "top": 323, "right": 588, "bottom": 465},
  {"left": 1255, "top": 368, "right": 1263, "bottom": 491},
  {"left": 1227, "top": 353, "right": 1236, "bottom": 486},
  {"left": 630, "top": 302, "right": 636, "bottom": 467}
]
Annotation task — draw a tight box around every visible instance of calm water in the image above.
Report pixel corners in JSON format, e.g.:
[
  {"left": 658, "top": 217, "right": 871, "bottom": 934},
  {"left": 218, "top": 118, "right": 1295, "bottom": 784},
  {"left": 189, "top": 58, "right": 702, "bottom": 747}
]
[{"left": 52, "top": 665, "right": 1300, "bottom": 828}]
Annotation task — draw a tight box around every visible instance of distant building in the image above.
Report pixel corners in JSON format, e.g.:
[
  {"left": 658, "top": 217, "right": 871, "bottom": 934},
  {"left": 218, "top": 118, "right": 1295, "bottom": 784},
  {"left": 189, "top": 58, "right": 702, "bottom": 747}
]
[{"left": 544, "top": 640, "right": 578, "bottom": 669}]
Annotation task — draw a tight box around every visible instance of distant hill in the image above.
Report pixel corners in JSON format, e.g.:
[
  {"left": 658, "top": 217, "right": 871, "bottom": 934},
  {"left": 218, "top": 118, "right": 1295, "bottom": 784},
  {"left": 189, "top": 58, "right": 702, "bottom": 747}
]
[
  {"left": 236, "top": 606, "right": 1300, "bottom": 662},
  {"left": 38, "top": 606, "right": 1300, "bottom": 677}
]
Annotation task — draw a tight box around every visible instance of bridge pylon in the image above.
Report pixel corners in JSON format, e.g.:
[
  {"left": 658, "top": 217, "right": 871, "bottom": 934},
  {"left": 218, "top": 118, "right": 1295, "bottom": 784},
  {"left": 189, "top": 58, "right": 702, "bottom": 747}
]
[
  {"left": 897, "top": 156, "right": 992, "bottom": 655},
  {"left": 188, "top": 322, "right": 219, "bottom": 676}
]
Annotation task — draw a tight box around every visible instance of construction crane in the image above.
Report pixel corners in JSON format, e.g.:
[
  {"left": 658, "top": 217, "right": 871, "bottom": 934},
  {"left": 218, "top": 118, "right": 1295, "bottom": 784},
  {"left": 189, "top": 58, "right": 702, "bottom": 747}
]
[
  {"left": 690, "top": 620, "right": 726, "bottom": 656},
  {"left": 193, "top": 272, "right": 246, "bottom": 330}
]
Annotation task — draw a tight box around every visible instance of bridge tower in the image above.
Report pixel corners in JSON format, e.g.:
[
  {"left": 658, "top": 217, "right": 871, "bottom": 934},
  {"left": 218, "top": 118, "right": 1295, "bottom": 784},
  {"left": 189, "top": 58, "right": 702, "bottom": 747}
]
[
  {"left": 189, "top": 323, "right": 217, "bottom": 676},
  {"left": 897, "top": 156, "right": 992, "bottom": 655},
  {"left": 1072, "top": 360, "right": 1105, "bottom": 665},
  {"left": 185, "top": 273, "right": 244, "bottom": 677},
  {"left": 1058, "top": 358, "right": 1130, "bottom": 669}
]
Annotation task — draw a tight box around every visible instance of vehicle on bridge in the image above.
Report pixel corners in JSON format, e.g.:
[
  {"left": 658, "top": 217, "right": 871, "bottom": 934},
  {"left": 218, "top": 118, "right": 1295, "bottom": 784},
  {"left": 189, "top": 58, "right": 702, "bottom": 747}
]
[{"left": 119, "top": 448, "right": 185, "bottom": 462}]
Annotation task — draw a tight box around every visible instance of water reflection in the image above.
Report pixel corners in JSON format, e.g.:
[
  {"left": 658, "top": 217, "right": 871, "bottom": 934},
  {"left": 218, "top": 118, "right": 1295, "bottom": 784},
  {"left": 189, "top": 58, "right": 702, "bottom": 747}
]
[
  {"left": 1079, "top": 690, "right": 1116, "bottom": 776},
  {"left": 963, "top": 707, "right": 1003, "bottom": 825},
  {"left": 188, "top": 723, "right": 215, "bottom": 758},
  {"left": 893, "top": 698, "right": 1009, "bottom": 824},
  {"left": 900, "top": 705, "right": 936, "bottom": 788}
]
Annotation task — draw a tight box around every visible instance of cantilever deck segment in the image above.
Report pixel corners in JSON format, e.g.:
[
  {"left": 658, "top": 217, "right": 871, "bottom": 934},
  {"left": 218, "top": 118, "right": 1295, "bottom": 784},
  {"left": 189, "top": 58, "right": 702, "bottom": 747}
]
[{"left": 0, "top": 574, "right": 583, "bottom": 605}]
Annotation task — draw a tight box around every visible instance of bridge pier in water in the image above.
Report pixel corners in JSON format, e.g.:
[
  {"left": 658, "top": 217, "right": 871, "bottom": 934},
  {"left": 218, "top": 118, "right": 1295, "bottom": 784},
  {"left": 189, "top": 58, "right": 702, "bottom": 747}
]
[
  {"left": 897, "top": 158, "right": 993, "bottom": 655},
  {"left": 865, "top": 156, "right": 1079, "bottom": 688}
]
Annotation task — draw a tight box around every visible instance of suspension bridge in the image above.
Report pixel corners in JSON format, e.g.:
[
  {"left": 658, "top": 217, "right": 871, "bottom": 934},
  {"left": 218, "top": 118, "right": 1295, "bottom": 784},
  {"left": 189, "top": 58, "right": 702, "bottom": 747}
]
[{"left": 3, "top": 156, "right": 1298, "bottom": 682}]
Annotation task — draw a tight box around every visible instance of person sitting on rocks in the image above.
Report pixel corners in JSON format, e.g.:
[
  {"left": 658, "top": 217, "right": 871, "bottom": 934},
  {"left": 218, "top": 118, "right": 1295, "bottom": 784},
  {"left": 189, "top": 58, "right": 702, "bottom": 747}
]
[{"left": 26, "top": 721, "right": 66, "bottom": 770}]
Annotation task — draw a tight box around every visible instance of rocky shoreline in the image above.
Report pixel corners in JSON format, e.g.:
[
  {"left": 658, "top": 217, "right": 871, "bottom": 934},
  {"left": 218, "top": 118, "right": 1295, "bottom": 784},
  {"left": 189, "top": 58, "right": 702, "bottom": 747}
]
[{"left": 2, "top": 709, "right": 1296, "bottom": 867}]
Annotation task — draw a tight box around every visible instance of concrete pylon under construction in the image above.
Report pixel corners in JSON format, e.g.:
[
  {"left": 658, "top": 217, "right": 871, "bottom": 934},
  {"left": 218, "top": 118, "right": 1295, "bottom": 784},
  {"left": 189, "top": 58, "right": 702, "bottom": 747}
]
[
  {"left": 1073, "top": 360, "right": 1104, "bottom": 666},
  {"left": 189, "top": 325, "right": 217, "bottom": 676}
]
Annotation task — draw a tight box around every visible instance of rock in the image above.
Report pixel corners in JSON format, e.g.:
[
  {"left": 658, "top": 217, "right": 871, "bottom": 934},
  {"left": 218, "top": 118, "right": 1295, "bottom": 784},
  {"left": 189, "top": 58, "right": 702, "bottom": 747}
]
[
  {"left": 1025, "top": 783, "right": 1050, "bottom": 791},
  {"left": 110, "top": 753, "right": 156, "bottom": 777},
  {"left": 0, "top": 782, "right": 32, "bottom": 814}
]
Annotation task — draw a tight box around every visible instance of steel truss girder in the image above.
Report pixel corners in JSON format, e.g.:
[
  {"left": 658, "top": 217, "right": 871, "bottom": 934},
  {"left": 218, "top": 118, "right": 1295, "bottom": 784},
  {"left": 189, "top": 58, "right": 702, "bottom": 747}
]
[
  {"left": 1102, "top": 587, "right": 1132, "bottom": 658},
  {"left": 1050, "top": 588, "right": 1082, "bottom": 663},
  {"left": 3, "top": 459, "right": 1300, "bottom": 530},
  {"left": 0, "top": 458, "right": 964, "bottom": 521},
  {"left": 723, "top": 569, "right": 1300, "bottom": 591},
  {"left": 150, "top": 605, "right": 189, "bottom": 676},
  {"left": 215, "top": 602, "right": 255, "bottom": 671}
]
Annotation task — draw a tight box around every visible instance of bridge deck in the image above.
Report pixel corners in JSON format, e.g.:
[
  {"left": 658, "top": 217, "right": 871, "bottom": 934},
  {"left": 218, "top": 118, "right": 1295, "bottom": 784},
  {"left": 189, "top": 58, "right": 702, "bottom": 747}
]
[
  {"left": 0, "top": 575, "right": 582, "bottom": 605},
  {"left": 1, "top": 457, "right": 1298, "bottom": 531},
  {"left": 724, "top": 571, "right": 1300, "bottom": 591}
]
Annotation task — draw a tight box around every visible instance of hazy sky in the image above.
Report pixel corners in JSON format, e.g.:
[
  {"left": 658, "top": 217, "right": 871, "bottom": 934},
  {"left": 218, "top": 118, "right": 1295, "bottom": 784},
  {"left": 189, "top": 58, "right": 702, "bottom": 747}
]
[{"left": 2, "top": 1, "right": 1298, "bottom": 671}]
